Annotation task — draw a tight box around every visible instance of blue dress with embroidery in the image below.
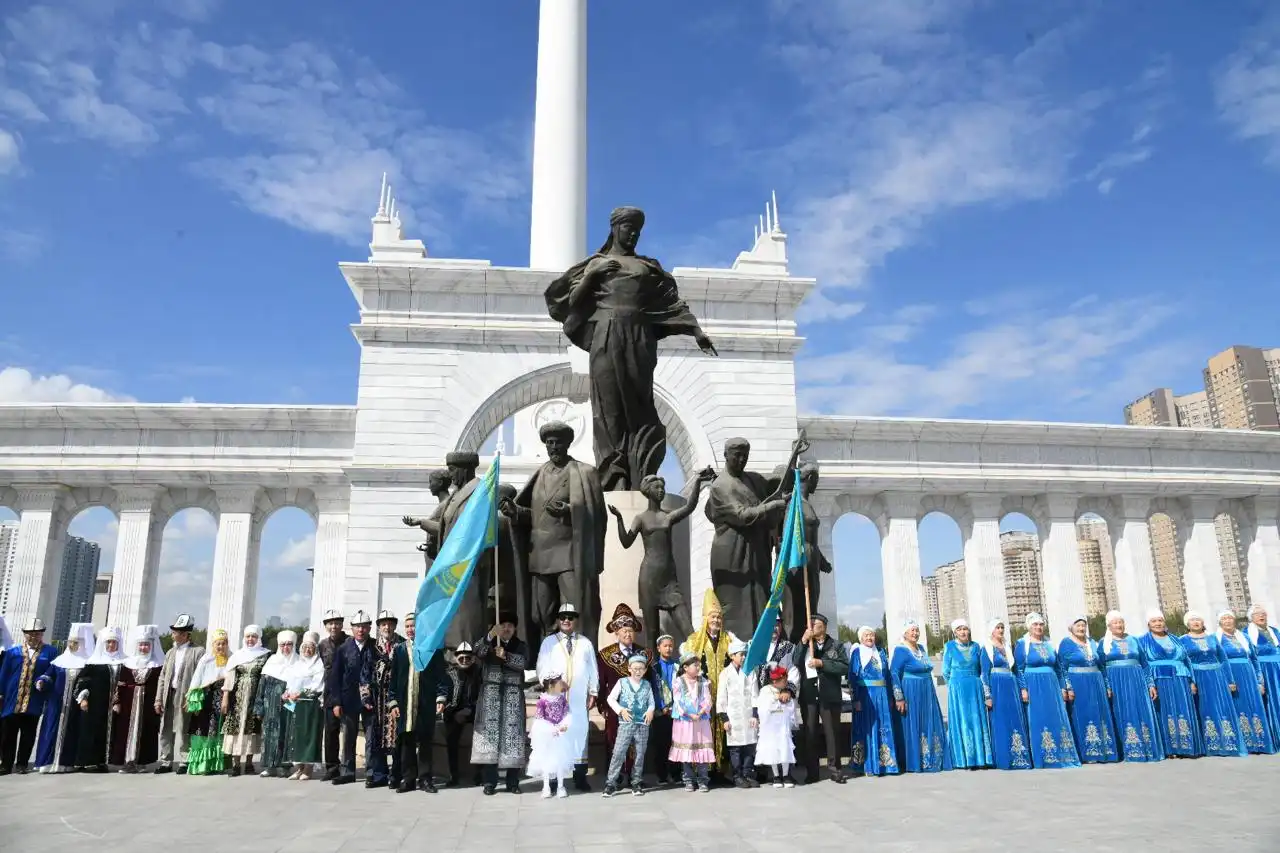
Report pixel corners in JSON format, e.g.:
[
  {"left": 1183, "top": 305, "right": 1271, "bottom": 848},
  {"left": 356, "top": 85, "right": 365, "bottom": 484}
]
[
  {"left": 888, "top": 644, "right": 951, "bottom": 773},
  {"left": 980, "top": 645, "right": 1031, "bottom": 770},
  {"left": 1218, "top": 630, "right": 1276, "bottom": 754},
  {"left": 1097, "top": 635, "right": 1163, "bottom": 762},
  {"left": 941, "top": 640, "right": 992, "bottom": 768},
  {"left": 1179, "top": 633, "right": 1246, "bottom": 757},
  {"left": 1249, "top": 625, "right": 1280, "bottom": 749},
  {"left": 1012, "top": 638, "right": 1080, "bottom": 769},
  {"left": 847, "top": 647, "right": 900, "bottom": 776},
  {"left": 1056, "top": 637, "right": 1117, "bottom": 763},
  {"left": 1137, "top": 632, "right": 1201, "bottom": 756}
]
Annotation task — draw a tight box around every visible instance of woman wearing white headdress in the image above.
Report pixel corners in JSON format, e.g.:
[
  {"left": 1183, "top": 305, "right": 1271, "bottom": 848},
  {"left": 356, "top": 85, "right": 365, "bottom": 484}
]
[
  {"left": 847, "top": 625, "right": 898, "bottom": 777},
  {"left": 1137, "top": 609, "right": 1201, "bottom": 757},
  {"left": 1177, "top": 611, "right": 1245, "bottom": 757},
  {"left": 284, "top": 631, "right": 325, "bottom": 780},
  {"left": 1216, "top": 610, "right": 1275, "bottom": 754},
  {"left": 1096, "top": 611, "right": 1162, "bottom": 762},
  {"left": 940, "top": 617, "right": 992, "bottom": 769},
  {"left": 73, "top": 626, "right": 127, "bottom": 772},
  {"left": 1245, "top": 604, "right": 1280, "bottom": 745},
  {"left": 257, "top": 629, "right": 299, "bottom": 778},
  {"left": 35, "top": 622, "right": 95, "bottom": 773},
  {"left": 980, "top": 618, "right": 1030, "bottom": 770},
  {"left": 1057, "top": 615, "right": 1116, "bottom": 764},
  {"left": 1012, "top": 613, "right": 1079, "bottom": 768},
  {"left": 887, "top": 620, "right": 950, "bottom": 772},
  {"left": 110, "top": 624, "right": 165, "bottom": 772},
  {"left": 221, "top": 624, "right": 272, "bottom": 775}
]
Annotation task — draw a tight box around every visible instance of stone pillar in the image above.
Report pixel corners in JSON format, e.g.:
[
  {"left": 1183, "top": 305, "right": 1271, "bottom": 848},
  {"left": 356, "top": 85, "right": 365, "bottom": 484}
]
[
  {"left": 106, "top": 486, "right": 162, "bottom": 632},
  {"left": 879, "top": 493, "right": 925, "bottom": 641},
  {"left": 5, "top": 486, "right": 67, "bottom": 626},
  {"left": 1182, "top": 496, "right": 1229, "bottom": 617},
  {"left": 206, "top": 486, "right": 261, "bottom": 642},
  {"left": 1246, "top": 497, "right": 1280, "bottom": 621},
  {"left": 309, "top": 488, "right": 351, "bottom": 632},
  {"left": 1040, "top": 494, "right": 1086, "bottom": 639},
  {"left": 962, "top": 495, "right": 1008, "bottom": 636},
  {"left": 1111, "top": 496, "right": 1160, "bottom": 627}
]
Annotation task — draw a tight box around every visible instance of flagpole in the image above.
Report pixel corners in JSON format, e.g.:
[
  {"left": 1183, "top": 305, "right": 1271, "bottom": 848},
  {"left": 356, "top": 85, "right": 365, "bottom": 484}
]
[{"left": 492, "top": 451, "right": 502, "bottom": 626}]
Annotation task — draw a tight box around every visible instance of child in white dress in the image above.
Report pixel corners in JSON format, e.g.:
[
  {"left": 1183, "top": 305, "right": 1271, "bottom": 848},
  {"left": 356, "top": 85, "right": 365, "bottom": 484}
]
[
  {"left": 527, "top": 675, "right": 575, "bottom": 799},
  {"left": 754, "top": 666, "right": 801, "bottom": 788}
]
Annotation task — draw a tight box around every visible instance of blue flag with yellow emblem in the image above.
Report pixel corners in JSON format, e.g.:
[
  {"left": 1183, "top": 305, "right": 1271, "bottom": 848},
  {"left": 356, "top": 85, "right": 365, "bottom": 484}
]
[
  {"left": 413, "top": 455, "right": 500, "bottom": 671},
  {"left": 743, "top": 469, "right": 806, "bottom": 676}
]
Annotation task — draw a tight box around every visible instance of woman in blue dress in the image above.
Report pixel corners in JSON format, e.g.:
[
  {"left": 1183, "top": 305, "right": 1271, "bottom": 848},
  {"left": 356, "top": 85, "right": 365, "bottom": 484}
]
[
  {"left": 980, "top": 618, "right": 1031, "bottom": 770},
  {"left": 1056, "top": 616, "right": 1117, "bottom": 763},
  {"left": 1179, "top": 611, "right": 1246, "bottom": 757},
  {"left": 34, "top": 623, "right": 95, "bottom": 773},
  {"left": 941, "top": 618, "right": 992, "bottom": 769},
  {"left": 847, "top": 625, "right": 899, "bottom": 777},
  {"left": 1138, "top": 609, "right": 1201, "bottom": 757},
  {"left": 1216, "top": 611, "right": 1275, "bottom": 754},
  {"left": 1013, "top": 612, "right": 1079, "bottom": 769},
  {"left": 1097, "top": 611, "right": 1162, "bottom": 762},
  {"left": 1245, "top": 604, "right": 1280, "bottom": 745},
  {"left": 889, "top": 621, "right": 951, "bottom": 772}
]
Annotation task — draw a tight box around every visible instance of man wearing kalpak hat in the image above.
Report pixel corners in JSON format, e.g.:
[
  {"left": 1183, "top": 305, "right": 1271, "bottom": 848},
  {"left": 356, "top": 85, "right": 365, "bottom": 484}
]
[
  {"left": 0, "top": 618, "right": 58, "bottom": 775},
  {"left": 317, "top": 608, "right": 348, "bottom": 781},
  {"left": 361, "top": 609, "right": 402, "bottom": 789},
  {"left": 327, "top": 609, "right": 374, "bottom": 786},
  {"left": 537, "top": 602, "right": 598, "bottom": 791},
  {"left": 595, "top": 603, "right": 658, "bottom": 787},
  {"left": 155, "top": 613, "right": 201, "bottom": 774}
]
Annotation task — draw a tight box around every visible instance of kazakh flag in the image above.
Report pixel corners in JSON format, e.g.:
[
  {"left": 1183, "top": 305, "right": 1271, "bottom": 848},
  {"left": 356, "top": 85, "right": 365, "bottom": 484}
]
[
  {"left": 413, "top": 455, "right": 500, "bottom": 671},
  {"left": 743, "top": 469, "right": 806, "bottom": 676}
]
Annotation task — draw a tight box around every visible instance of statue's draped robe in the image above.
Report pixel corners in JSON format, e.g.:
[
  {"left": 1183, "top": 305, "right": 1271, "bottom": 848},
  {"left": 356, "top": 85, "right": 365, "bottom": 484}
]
[{"left": 704, "top": 469, "right": 785, "bottom": 640}]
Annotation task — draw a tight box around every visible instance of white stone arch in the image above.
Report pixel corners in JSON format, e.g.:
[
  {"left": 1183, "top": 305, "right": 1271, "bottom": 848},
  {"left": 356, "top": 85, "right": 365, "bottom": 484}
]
[
  {"left": 917, "top": 494, "right": 972, "bottom": 530},
  {"left": 1000, "top": 495, "right": 1047, "bottom": 538},
  {"left": 251, "top": 487, "right": 321, "bottom": 626},
  {"left": 823, "top": 497, "right": 888, "bottom": 634},
  {"left": 142, "top": 487, "right": 223, "bottom": 625},
  {"left": 1075, "top": 496, "right": 1122, "bottom": 535}
]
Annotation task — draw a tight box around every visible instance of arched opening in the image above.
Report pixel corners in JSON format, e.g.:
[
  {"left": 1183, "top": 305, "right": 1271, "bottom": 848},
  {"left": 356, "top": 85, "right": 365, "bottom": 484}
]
[
  {"left": 59, "top": 506, "right": 116, "bottom": 639},
  {"left": 999, "top": 512, "right": 1043, "bottom": 642},
  {"left": 152, "top": 509, "right": 218, "bottom": 629},
  {"left": 1147, "top": 511, "right": 1186, "bottom": 617},
  {"left": 255, "top": 506, "right": 317, "bottom": 633},
  {"left": 1215, "top": 511, "right": 1249, "bottom": 615},
  {"left": 918, "top": 509, "right": 965, "bottom": 654},
  {"left": 1075, "top": 512, "right": 1118, "bottom": 620},
  {"left": 830, "top": 511, "right": 884, "bottom": 649}
]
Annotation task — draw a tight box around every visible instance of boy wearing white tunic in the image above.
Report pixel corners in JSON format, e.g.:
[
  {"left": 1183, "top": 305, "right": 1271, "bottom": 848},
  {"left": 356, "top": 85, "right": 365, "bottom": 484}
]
[
  {"left": 536, "top": 603, "right": 598, "bottom": 791},
  {"left": 716, "top": 639, "right": 760, "bottom": 788}
]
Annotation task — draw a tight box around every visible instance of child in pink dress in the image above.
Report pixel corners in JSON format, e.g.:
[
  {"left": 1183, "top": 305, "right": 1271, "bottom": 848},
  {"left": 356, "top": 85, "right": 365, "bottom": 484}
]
[{"left": 668, "top": 652, "right": 715, "bottom": 792}]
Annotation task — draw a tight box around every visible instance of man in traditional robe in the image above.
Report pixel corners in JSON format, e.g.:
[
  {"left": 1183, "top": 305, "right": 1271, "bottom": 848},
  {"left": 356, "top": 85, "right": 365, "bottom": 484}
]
[
  {"left": 537, "top": 602, "right": 598, "bottom": 791},
  {"left": 389, "top": 612, "right": 445, "bottom": 793},
  {"left": 317, "top": 609, "right": 347, "bottom": 781},
  {"left": 111, "top": 625, "right": 164, "bottom": 772},
  {"left": 681, "top": 590, "right": 740, "bottom": 777},
  {"left": 595, "top": 603, "right": 659, "bottom": 786},
  {"left": 437, "top": 641, "right": 481, "bottom": 787},
  {"left": 155, "top": 613, "right": 202, "bottom": 774},
  {"left": 327, "top": 609, "right": 373, "bottom": 786},
  {"left": 500, "top": 420, "right": 607, "bottom": 643},
  {"left": 471, "top": 612, "right": 528, "bottom": 795},
  {"left": 0, "top": 618, "right": 58, "bottom": 775},
  {"left": 361, "top": 610, "right": 402, "bottom": 789},
  {"left": 35, "top": 622, "right": 94, "bottom": 773},
  {"left": 74, "top": 627, "right": 125, "bottom": 772}
]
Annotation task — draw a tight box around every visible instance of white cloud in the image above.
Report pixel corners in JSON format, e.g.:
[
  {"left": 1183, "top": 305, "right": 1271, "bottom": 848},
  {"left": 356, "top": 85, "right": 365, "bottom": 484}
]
[
  {"left": 837, "top": 597, "right": 885, "bottom": 630},
  {"left": 272, "top": 533, "right": 315, "bottom": 570},
  {"left": 1215, "top": 26, "right": 1280, "bottom": 166},
  {"left": 0, "top": 366, "right": 133, "bottom": 402},
  {"left": 0, "top": 128, "right": 19, "bottom": 173},
  {"left": 275, "top": 591, "right": 310, "bottom": 626}
]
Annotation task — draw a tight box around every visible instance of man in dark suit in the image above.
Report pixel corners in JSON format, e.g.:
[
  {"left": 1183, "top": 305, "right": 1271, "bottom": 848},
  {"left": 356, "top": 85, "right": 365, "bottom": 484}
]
[
  {"left": 791, "top": 613, "right": 848, "bottom": 785},
  {"left": 326, "top": 610, "right": 372, "bottom": 785},
  {"left": 316, "top": 609, "right": 348, "bottom": 781}
]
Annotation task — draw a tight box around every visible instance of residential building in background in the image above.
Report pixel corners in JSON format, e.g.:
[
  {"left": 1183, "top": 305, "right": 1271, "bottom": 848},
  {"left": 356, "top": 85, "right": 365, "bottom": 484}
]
[
  {"left": 1001, "top": 530, "right": 1044, "bottom": 626},
  {"left": 935, "top": 560, "right": 968, "bottom": 630},
  {"left": 1203, "top": 346, "right": 1280, "bottom": 431},
  {"left": 1175, "top": 391, "right": 1213, "bottom": 428},
  {"left": 1216, "top": 515, "right": 1249, "bottom": 614},
  {"left": 1076, "top": 516, "right": 1118, "bottom": 615},
  {"left": 1149, "top": 514, "right": 1187, "bottom": 614},
  {"left": 91, "top": 573, "right": 112, "bottom": 629},
  {"left": 922, "top": 575, "right": 941, "bottom": 634},
  {"left": 52, "top": 536, "right": 101, "bottom": 641},
  {"left": 0, "top": 520, "right": 19, "bottom": 616}
]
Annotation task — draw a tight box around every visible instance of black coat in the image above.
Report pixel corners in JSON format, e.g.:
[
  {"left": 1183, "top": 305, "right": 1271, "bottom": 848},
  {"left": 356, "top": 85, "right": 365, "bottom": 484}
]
[
  {"left": 387, "top": 644, "right": 446, "bottom": 735},
  {"left": 791, "top": 636, "right": 848, "bottom": 707},
  {"left": 325, "top": 637, "right": 373, "bottom": 715}
]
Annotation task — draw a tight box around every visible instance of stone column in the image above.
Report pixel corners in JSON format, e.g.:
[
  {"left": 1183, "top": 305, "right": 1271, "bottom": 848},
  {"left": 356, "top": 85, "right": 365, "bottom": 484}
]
[
  {"left": 1182, "top": 496, "right": 1229, "bottom": 617},
  {"left": 879, "top": 493, "right": 925, "bottom": 641},
  {"left": 206, "top": 486, "right": 261, "bottom": 642},
  {"left": 1111, "top": 496, "right": 1160, "bottom": 626},
  {"left": 310, "top": 489, "right": 351, "bottom": 631},
  {"left": 962, "top": 495, "right": 1008, "bottom": 636},
  {"left": 106, "top": 486, "right": 162, "bottom": 633},
  {"left": 1246, "top": 497, "right": 1280, "bottom": 621},
  {"left": 5, "top": 486, "right": 67, "bottom": 626},
  {"left": 1040, "top": 494, "right": 1086, "bottom": 639}
]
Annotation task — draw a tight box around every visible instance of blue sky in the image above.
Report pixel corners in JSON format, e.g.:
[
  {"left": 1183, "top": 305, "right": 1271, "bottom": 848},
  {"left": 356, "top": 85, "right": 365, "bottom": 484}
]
[{"left": 2, "top": 0, "right": 1279, "bottom": 630}]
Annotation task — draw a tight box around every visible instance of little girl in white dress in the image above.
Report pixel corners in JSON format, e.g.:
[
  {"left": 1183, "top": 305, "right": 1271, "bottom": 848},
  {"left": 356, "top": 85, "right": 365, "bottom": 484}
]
[
  {"left": 527, "top": 674, "right": 576, "bottom": 798},
  {"left": 754, "top": 666, "right": 802, "bottom": 787}
]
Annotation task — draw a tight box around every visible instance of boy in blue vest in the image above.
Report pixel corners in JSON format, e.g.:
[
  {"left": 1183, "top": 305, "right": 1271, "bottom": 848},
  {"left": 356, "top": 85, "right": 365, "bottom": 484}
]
[{"left": 602, "top": 654, "right": 655, "bottom": 797}]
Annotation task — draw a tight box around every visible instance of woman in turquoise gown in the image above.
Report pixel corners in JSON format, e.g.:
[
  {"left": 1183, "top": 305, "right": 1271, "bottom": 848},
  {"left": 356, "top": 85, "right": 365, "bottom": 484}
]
[
  {"left": 889, "top": 621, "right": 951, "bottom": 773},
  {"left": 1097, "top": 611, "right": 1162, "bottom": 762},
  {"left": 1179, "top": 611, "right": 1246, "bottom": 757},
  {"left": 1056, "top": 616, "right": 1117, "bottom": 764},
  {"left": 1138, "top": 610, "right": 1201, "bottom": 757},
  {"left": 1216, "top": 611, "right": 1275, "bottom": 754},
  {"left": 847, "top": 625, "right": 899, "bottom": 777},
  {"left": 980, "top": 619, "right": 1031, "bottom": 770},
  {"left": 1013, "top": 613, "right": 1079, "bottom": 769},
  {"left": 941, "top": 618, "right": 992, "bottom": 768},
  {"left": 1245, "top": 604, "right": 1280, "bottom": 746}
]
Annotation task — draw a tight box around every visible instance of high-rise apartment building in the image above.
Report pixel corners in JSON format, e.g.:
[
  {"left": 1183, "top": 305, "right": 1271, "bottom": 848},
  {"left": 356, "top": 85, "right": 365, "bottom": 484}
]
[
  {"left": 1216, "top": 514, "right": 1250, "bottom": 614},
  {"left": 1175, "top": 391, "right": 1213, "bottom": 428},
  {"left": 1123, "top": 388, "right": 1177, "bottom": 427},
  {"left": 1076, "top": 517, "right": 1118, "bottom": 615},
  {"left": 1203, "top": 346, "right": 1280, "bottom": 431},
  {"left": 1001, "top": 530, "right": 1044, "bottom": 626},
  {"left": 52, "top": 536, "right": 101, "bottom": 641},
  {"left": 922, "top": 575, "right": 941, "bottom": 634},
  {"left": 935, "top": 560, "right": 968, "bottom": 631},
  {"left": 0, "top": 520, "right": 19, "bottom": 616},
  {"left": 1149, "top": 514, "right": 1187, "bottom": 614},
  {"left": 91, "top": 573, "right": 113, "bottom": 628}
]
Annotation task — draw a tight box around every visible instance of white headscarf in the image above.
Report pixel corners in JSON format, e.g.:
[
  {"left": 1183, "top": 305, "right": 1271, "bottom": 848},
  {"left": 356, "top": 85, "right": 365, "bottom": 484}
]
[
  {"left": 1184, "top": 610, "right": 1206, "bottom": 634},
  {"left": 897, "top": 619, "right": 923, "bottom": 652},
  {"left": 1100, "top": 610, "right": 1128, "bottom": 655},
  {"left": 854, "top": 625, "right": 879, "bottom": 668},
  {"left": 1246, "top": 604, "right": 1280, "bottom": 646},
  {"left": 950, "top": 617, "right": 969, "bottom": 635},
  {"left": 286, "top": 631, "right": 325, "bottom": 694},
  {"left": 51, "top": 622, "right": 96, "bottom": 669},
  {"left": 124, "top": 624, "right": 164, "bottom": 670},
  {"left": 84, "top": 627, "right": 127, "bottom": 665},
  {"left": 224, "top": 624, "right": 271, "bottom": 670},
  {"left": 1020, "top": 612, "right": 1047, "bottom": 654},
  {"left": 262, "top": 630, "right": 299, "bottom": 680},
  {"left": 983, "top": 618, "right": 1012, "bottom": 665},
  {"left": 0, "top": 616, "right": 14, "bottom": 650},
  {"left": 1215, "top": 610, "right": 1248, "bottom": 652}
]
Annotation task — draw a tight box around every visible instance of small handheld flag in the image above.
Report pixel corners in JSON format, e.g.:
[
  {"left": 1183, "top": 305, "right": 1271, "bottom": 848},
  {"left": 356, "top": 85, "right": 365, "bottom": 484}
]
[{"left": 743, "top": 469, "right": 806, "bottom": 675}]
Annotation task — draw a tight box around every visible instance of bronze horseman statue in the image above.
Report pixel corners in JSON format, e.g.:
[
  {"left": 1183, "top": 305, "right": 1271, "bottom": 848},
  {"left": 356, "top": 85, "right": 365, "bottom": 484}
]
[{"left": 544, "top": 206, "right": 718, "bottom": 492}]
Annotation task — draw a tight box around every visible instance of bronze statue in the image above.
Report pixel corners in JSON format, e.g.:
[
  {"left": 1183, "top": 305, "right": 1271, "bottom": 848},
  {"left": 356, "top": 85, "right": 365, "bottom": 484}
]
[
  {"left": 607, "top": 467, "right": 714, "bottom": 646},
  {"left": 775, "top": 462, "right": 833, "bottom": 644},
  {"left": 545, "top": 206, "right": 718, "bottom": 492},
  {"left": 403, "top": 468, "right": 453, "bottom": 560},
  {"left": 498, "top": 421, "right": 607, "bottom": 643}
]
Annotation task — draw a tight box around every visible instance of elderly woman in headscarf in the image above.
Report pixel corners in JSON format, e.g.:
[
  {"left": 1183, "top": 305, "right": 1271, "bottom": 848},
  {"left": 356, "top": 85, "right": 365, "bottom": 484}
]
[
  {"left": 1056, "top": 615, "right": 1116, "bottom": 764},
  {"left": 1178, "top": 611, "right": 1246, "bottom": 757},
  {"left": 1013, "top": 613, "right": 1079, "bottom": 768},
  {"left": 1246, "top": 604, "right": 1280, "bottom": 745},
  {"left": 888, "top": 620, "right": 950, "bottom": 773},
  {"left": 35, "top": 622, "right": 95, "bottom": 773},
  {"left": 74, "top": 626, "right": 127, "bottom": 772},
  {"left": 185, "top": 629, "right": 231, "bottom": 775},
  {"left": 111, "top": 624, "right": 165, "bottom": 773},
  {"left": 1216, "top": 610, "right": 1275, "bottom": 754},
  {"left": 847, "top": 625, "right": 898, "bottom": 777},
  {"left": 284, "top": 630, "right": 325, "bottom": 780},
  {"left": 1096, "top": 611, "right": 1162, "bottom": 762},
  {"left": 221, "top": 624, "right": 272, "bottom": 776},
  {"left": 980, "top": 618, "right": 1030, "bottom": 770},
  {"left": 941, "top": 617, "right": 992, "bottom": 769},
  {"left": 1138, "top": 609, "right": 1201, "bottom": 757},
  {"left": 257, "top": 629, "right": 299, "bottom": 777}
]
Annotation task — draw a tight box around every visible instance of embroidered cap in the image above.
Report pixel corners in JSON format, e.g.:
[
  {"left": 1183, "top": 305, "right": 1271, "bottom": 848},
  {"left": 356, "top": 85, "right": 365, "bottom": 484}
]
[
  {"left": 605, "top": 602, "right": 641, "bottom": 633},
  {"left": 768, "top": 666, "right": 789, "bottom": 682},
  {"left": 626, "top": 654, "right": 648, "bottom": 666},
  {"left": 21, "top": 617, "right": 46, "bottom": 633},
  {"left": 454, "top": 642, "right": 474, "bottom": 655},
  {"left": 555, "top": 603, "right": 579, "bottom": 619},
  {"left": 679, "top": 651, "right": 700, "bottom": 666},
  {"left": 376, "top": 609, "right": 397, "bottom": 624},
  {"left": 349, "top": 610, "right": 373, "bottom": 626},
  {"left": 169, "top": 613, "right": 196, "bottom": 631},
  {"left": 727, "top": 639, "right": 748, "bottom": 656},
  {"left": 322, "top": 609, "right": 344, "bottom": 624}
]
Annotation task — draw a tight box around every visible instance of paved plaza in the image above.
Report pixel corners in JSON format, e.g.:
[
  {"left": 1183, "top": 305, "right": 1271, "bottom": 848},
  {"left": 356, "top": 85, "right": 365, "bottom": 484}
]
[{"left": 2, "top": 755, "right": 1275, "bottom": 852}]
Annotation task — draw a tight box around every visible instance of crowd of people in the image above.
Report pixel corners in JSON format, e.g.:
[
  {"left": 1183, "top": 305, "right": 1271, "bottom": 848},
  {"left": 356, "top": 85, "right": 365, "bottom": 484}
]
[{"left": 2, "top": 591, "right": 1279, "bottom": 794}]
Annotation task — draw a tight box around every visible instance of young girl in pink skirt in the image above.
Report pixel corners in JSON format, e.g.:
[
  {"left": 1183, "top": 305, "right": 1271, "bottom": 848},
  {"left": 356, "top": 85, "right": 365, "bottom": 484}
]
[{"left": 669, "top": 652, "right": 715, "bottom": 792}]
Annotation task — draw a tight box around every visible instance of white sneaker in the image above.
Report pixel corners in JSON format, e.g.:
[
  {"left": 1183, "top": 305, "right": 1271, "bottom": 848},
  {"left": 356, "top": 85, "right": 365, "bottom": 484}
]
[
  {"left": 784, "top": 781, "right": 796, "bottom": 789},
  {"left": 541, "top": 787, "right": 552, "bottom": 799},
  {"left": 556, "top": 787, "right": 568, "bottom": 799},
  {"left": 772, "top": 781, "right": 783, "bottom": 788}
]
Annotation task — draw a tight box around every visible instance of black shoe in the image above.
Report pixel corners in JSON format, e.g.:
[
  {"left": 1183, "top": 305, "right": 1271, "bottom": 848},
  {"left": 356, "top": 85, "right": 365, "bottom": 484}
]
[
  {"left": 482, "top": 784, "right": 497, "bottom": 796},
  {"left": 0, "top": 769, "right": 10, "bottom": 777},
  {"left": 388, "top": 776, "right": 400, "bottom": 789},
  {"left": 602, "top": 784, "right": 617, "bottom": 798},
  {"left": 830, "top": 770, "right": 847, "bottom": 784},
  {"left": 332, "top": 774, "right": 356, "bottom": 786},
  {"left": 226, "top": 766, "right": 241, "bottom": 778},
  {"left": 154, "top": 765, "right": 172, "bottom": 775},
  {"left": 364, "top": 778, "right": 385, "bottom": 789},
  {"left": 322, "top": 768, "right": 339, "bottom": 782},
  {"left": 243, "top": 762, "right": 255, "bottom": 775},
  {"left": 733, "top": 776, "right": 750, "bottom": 789},
  {"left": 15, "top": 765, "right": 29, "bottom": 775},
  {"left": 744, "top": 776, "right": 760, "bottom": 788},
  {"left": 572, "top": 770, "right": 591, "bottom": 792},
  {"left": 91, "top": 764, "right": 108, "bottom": 774},
  {"left": 422, "top": 779, "right": 437, "bottom": 793},
  {"left": 505, "top": 780, "right": 521, "bottom": 794},
  {"left": 396, "top": 781, "right": 414, "bottom": 793},
  {"left": 176, "top": 765, "right": 188, "bottom": 775}
]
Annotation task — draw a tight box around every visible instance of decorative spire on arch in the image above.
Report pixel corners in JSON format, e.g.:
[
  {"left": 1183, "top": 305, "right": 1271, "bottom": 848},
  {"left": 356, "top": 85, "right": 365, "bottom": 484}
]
[
  {"left": 732, "top": 190, "right": 789, "bottom": 276},
  {"left": 369, "top": 171, "right": 427, "bottom": 262}
]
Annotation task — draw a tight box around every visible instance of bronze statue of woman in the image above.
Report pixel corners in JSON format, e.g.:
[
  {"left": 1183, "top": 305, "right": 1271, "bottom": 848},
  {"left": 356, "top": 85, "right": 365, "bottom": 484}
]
[{"left": 545, "top": 206, "right": 717, "bottom": 492}]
